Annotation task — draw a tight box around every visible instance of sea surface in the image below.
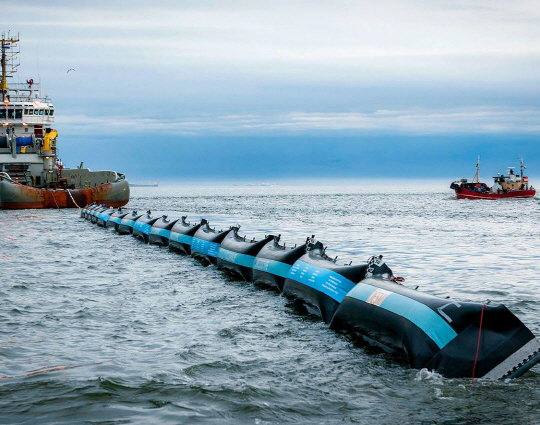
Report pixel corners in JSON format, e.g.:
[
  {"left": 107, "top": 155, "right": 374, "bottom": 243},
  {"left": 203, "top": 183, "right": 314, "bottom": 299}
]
[{"left": 1, "top": 182, "right": 539, "bottom": 424}]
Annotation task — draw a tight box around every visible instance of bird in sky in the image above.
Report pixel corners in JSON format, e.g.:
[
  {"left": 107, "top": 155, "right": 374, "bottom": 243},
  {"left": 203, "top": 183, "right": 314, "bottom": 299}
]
[{"left": 67, "top": 68, "right": 76, "bottom": 73}]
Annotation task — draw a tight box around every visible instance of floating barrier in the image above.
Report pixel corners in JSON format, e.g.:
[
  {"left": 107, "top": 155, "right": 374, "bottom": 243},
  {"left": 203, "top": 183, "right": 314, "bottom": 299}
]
[
  {"left": 106, "top": 208, "right": 129, "bottom": 231},
  {"left": 80, "top": 202, "right": 95, "bottom": 218},
  {"left": 283, "top": 241, "right": 393, "bottom": 324},
  {"left": 148, "top": 215, "right": 178, "bottom": 246},
  {"left": 117, "top": 210, "right": 143, "bottom": 235},
  {"left": 191, "top": 220, "right": 232, "bottom": 265},
  {"left": 90, "top": 205, "right": 108, "bottom": 224},
  {"left": 132, "top": 210, "right": 159, "bottom": 243},
  {"left": 78, "top": 204, "right": 540, "bottom": 380},
  {"left": 252, "top": 235, "right": 307, "bottom": 292},
  {"left": 168, "top": 216, "right": 202, "bottom": 255},
  {"left": 82, "top": 203, "right": 99, "bottom": 220},
  {"left": 217, "top": 227, "right": 274, "bottom": 282},
  {"left": 331, "top": 280, "right": 540, "bottom": 379},
  {"left": 96, "top": 206, "right": 115, "bottom": 227}
]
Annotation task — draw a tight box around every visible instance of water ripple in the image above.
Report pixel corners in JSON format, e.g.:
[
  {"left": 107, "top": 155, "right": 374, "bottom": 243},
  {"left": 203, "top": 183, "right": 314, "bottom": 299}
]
[{"left": 0, "top": 184, "right": 539, "bottom": 423}]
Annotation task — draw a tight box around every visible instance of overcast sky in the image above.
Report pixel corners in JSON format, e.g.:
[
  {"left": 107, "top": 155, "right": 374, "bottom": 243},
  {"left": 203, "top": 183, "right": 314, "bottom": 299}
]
[{"left": 4, "top": 1, "right": 540, "bottom": 179}]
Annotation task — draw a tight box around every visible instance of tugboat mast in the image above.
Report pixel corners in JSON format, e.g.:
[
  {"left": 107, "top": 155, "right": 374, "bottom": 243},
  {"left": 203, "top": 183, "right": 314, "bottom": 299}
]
[
  {"left": 1, "top": 32, "right": 19, "bottom": 103},
  {"left": 520, "top": 157, "right": 525, "bottom": 180},
  {"left": 475, "top": 155, "right": 480, "bottom": 183}
]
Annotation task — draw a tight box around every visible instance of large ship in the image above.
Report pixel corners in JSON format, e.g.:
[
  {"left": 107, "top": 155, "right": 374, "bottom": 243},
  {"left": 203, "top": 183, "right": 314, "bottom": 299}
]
[
  {"left": 0, "top": 33, "right": 129, "bottom": 209},
  {"left": 450, "top": 157, "right": 536, "bottom": 200},
  {"left": 131, "top": 180, "right": 159, "bottom": 187}
]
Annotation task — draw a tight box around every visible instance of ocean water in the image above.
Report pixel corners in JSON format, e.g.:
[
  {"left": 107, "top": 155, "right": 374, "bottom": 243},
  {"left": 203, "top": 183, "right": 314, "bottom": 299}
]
[{"left": 1, "top": 182, "right": 539, "bottom": 424}]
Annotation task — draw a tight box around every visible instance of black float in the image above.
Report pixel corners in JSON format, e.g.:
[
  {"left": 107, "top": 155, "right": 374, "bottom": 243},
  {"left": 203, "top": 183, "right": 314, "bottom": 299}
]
[{"left": 78, "top": 204, "right": 540, "bottom": 380}]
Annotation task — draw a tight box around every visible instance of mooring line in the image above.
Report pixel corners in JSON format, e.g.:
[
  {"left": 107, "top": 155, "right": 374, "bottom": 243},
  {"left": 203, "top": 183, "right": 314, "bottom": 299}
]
[
  {"left": 51, "top": 190, "right": 60, "bottom": 209},
  {"left": 66, "top": 189, "right": 82, "bottom": 209}
]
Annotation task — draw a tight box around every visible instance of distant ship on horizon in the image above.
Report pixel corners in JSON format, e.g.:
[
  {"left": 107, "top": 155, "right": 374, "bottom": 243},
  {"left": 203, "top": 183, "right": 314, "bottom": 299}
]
[
  {"left": 131, "top": 180, "right": 159, "bottom": 187},
  {"left": 450, "top": 157, "right": 535, "bottom": 200}
]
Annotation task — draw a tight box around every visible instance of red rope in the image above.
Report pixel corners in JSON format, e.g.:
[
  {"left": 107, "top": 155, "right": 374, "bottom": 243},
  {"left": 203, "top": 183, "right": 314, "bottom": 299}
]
[{"left": 471, "top": 303, "right": 486, "bottom": 384}]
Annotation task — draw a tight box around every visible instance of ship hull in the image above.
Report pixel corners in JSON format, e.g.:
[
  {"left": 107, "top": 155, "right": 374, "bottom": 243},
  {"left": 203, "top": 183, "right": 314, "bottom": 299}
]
[
  {"left": 455, "top": 188, "right": 536, "bottom": 200},
  {"left": 0, "top": 179, "right": 130, "bottom": 209}
]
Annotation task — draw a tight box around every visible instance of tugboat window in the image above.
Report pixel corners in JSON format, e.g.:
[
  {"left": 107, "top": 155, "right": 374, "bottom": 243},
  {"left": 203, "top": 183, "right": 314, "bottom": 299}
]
[
  {"left": 39, "top": 110, "right": 44, "bottom": 115},
  {"left": 24, "top": 109, "right": 29, "bottom": 114},
  {"left": 49, "top": 110, "right": 54, "bottom": 116},
  {"left": 15, "top": 109, "right": 22, "bottom": 119},
  {"left": 8, "top": 109, "right": 15, "bottom": 119},
  {"left": 34, "top": 110, "right": 39, "bottom": 115},
  {"left": 0, "top": 110, "right": 5, "bottom": 118},
  {"left": 28, "top": 109, "right": 33, "bottom": 115},
  {"left": 44, "top": 110, "right": 49, "bottom": 116}
]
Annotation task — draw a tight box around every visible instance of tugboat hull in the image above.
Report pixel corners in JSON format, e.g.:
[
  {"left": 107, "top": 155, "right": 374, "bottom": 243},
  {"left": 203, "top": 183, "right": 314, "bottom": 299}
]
[
  {"left": 0, "top": 179, "right": 130, "bottom": 209},
  {"left": 455, "top": 188, "right": 536, "bottom": 200}
]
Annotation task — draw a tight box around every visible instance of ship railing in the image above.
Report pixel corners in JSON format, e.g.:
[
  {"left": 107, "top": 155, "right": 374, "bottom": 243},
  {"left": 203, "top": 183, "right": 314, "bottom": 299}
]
[
  {"left": 6, "top": 95, "right": 51, "bottom": 102},
  {"left": 6, "top": 82, "right": 50, "bottom": 102}
]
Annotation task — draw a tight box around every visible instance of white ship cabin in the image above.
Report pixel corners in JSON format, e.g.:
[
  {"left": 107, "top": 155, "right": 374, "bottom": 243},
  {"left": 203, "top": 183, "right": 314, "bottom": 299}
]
[{"left": 0, "top": 81, "right": 55, "bottom": 138}]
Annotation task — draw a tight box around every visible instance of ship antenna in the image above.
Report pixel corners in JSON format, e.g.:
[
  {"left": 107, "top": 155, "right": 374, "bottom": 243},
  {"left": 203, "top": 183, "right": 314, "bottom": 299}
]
[{"left": 1, "top": 32, "right": 20, "bottom": 103}]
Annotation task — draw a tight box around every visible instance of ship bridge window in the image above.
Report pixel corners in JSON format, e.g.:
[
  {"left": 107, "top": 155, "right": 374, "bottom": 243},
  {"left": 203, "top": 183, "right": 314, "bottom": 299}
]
[
  {"left": 34, "top": 110, "right": 39, "bottom": 115},
  {"left": 15, "top": 109, "right": 22, "bottom": 119},
  {"left": 8, "top": 109, "right": 14, "bottom": 119},
  {"left": 0, "top": 110, "right": 5, "bottom": 119},
  {"left": 24, "top": 109, "right": 29, "bottom": 115},
  {"left": 44, "top": 110, "right": 49, "bottom": 116},
  {"left": 39, "top": 109, "right": 44, "bottom": 115},
  {"left": 49, "top": 109, "right": 54, "bottom": 116}
]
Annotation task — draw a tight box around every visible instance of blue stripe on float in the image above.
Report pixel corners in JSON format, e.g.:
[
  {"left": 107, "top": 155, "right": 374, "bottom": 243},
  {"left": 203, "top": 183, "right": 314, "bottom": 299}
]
[
  {"left": 191, "top": 237, "right": 220, "bottom": 258},
  {"left": 120, "top": 218, "right": 136, "bottom": 227},
  {"left": 217, "top": 248, "right": 255, "bottom": 268},
  {"left": 286, "top": 260, "right": 356, "bottom": 303},
  {"left": 97, "top": 213, "right": 110, "bottom": 222},
  {"left": 133, "top": 222, "right": 152, "bottom": 235},
  {"left": 168, "top": 232, "right": 193, "bottom": 245},
  {"left": 110, "top": 216, "right": 122, "bottom": 224},
  {"left": 346, "top": 284, "right": 458, "bottom": 349},
  {"left": 150, "top": 227, "right": 171, "bottom": 238},
  {"left": 253, "top": 258, "right": 292, "bottom": 278}
]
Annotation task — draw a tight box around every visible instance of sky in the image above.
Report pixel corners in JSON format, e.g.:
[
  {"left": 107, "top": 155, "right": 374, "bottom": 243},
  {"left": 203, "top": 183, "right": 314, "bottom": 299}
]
[{"left": 4, "top": 0, "right": 540, "bottom": 181}]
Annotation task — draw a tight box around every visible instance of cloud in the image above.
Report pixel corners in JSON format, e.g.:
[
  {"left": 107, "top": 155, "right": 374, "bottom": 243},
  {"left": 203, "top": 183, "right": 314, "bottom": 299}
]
[
  {"left": 6, "top": 0, "right": 540, "bottom": 143},
  {"left": 55, "top": 107, "right": 540, "bottom": 136}
]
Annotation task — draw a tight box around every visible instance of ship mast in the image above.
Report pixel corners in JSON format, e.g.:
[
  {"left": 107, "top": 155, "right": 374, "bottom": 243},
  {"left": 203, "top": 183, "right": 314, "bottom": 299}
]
[
  {"left": 1, "top": 32, "right": 20, "bottom": 103},
  {"left": 520, "top": 157, "right": 525, "bottom": 180},
  {"left": 475, "top": 155, "right": 480, "bottom": 183}
]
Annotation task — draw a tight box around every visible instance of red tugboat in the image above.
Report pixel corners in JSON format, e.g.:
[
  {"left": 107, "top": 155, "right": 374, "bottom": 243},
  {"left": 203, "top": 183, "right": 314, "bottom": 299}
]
[{"left": 450, "top": 157, "right": 536, "bottom": 200}]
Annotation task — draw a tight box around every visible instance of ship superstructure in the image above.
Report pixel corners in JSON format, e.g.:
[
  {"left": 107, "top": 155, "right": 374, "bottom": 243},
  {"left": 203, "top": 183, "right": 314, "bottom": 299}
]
[
  {"left": 0, "top": 33, "right": 129, "bottom": 208},
  {"left": 0, "top": 33, "right": 61, "bottom": 186}
]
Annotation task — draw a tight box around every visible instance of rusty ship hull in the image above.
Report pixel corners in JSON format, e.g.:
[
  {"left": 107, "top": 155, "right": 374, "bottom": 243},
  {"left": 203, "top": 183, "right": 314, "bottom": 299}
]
[{"left": 0, "top": 178, "right": 129, "bottom": 209}]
